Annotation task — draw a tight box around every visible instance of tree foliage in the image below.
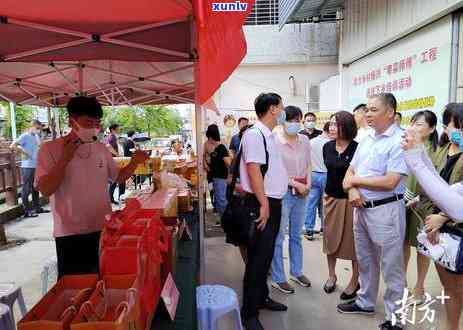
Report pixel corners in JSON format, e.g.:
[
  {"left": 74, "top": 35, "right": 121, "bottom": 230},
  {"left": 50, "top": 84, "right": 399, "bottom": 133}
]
[
  {"left": 103, "top": 105, "right": 182, "bottom": 137},
  {"left": 3, "top": 103, "right": 35, "bottom": 139}
]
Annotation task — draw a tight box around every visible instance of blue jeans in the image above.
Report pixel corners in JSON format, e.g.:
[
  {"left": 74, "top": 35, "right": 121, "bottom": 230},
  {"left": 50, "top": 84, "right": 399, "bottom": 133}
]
[
  {"left": 212, "top": 178, "right": 228, "bottom": 216},
  {"left": 271, "top": 191, "right": 308, "bottom": 283},
  {"left": 304, "top": 172, "right": 327, "bottom": 231}
]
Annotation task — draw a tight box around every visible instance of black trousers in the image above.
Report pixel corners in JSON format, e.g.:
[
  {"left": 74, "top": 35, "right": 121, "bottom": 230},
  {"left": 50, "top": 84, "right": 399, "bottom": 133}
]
[
  {"left": 21, "top": 167, "right": 40, "bottom": 213},
  {"left": 55, "top": 231, "right": 101, "bottom": 279},
  {"left": 242, "top": 195, "right": 282, "bottom": 320}
]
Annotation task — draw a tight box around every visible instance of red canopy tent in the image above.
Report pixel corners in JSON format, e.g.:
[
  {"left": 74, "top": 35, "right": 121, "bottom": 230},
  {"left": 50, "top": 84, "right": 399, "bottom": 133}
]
[
  {"left": 0, "top": 0, "right": 255, "bottom": 281},
  {"left": 0, "top": 0, "right": 253, "bottom": 109}
]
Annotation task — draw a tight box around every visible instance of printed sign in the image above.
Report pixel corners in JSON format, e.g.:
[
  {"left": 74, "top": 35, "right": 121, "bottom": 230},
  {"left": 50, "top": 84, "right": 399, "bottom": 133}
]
[
  {"left": 346, "top": 16, "right": 452, "bottom": 127},
  {"left": 160, "top": 273, "right": 180, "bottom": 321}
]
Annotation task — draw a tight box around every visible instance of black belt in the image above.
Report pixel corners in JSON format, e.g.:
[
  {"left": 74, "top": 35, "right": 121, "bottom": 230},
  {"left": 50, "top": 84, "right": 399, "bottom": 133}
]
[{"left": 363, "top": 194, "right": 404, "bottom": 209}]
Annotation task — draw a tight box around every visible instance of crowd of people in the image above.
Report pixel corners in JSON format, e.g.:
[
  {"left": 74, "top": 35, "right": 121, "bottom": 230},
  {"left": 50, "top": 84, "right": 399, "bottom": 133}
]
[
  {"left": 10, "top": 92, "right": 463, "bottom": 330},
  {"left": 207, "top": 92, "right": 463, "bottom": 330}
]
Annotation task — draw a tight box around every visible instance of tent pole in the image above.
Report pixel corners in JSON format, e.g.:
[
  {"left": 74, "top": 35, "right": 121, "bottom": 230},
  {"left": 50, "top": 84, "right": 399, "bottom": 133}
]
[
  {"left": 194, "top": 97, "right": 205, "bottom": 284},
  {"left": 78, "top": 63, "right": 84, "bottom": 95},
  {"left": 9, "top": 102, "right": 17, "bottom": 140},
  {"left": 192, "top": 13, "right": 206, "bottom": 283},
  {"left": 53, "top": 108, "right": 61, "bottom": 136}
]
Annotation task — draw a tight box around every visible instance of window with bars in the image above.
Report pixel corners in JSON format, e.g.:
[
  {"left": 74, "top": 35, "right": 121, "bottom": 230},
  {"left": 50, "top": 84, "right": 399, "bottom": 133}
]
[{"left": 245, "top": 0, "right": 279, "bottom": 25}]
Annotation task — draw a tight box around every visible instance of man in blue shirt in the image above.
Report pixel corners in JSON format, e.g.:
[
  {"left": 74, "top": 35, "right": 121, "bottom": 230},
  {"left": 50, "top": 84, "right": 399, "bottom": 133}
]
[
  {"left": 11, "top": 120, "right": 49, "bottom": 217},
  {"left": 229, "top": 117, "right": 249, "bottom": 156}
]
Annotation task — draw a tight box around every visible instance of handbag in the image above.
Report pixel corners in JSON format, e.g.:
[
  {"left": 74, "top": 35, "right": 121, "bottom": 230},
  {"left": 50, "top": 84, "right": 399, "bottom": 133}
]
[
  {"left": 221, "top": 128, "right": 268, "bottom": 247},
  {"left": 414, "top": 208, "right": 463, "bottom": 273}
]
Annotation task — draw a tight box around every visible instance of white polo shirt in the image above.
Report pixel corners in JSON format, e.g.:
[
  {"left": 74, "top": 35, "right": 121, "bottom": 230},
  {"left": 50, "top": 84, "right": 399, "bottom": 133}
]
[
  {"left": 350, "top": 124, "right": 408, "bottom": 201},
  {"left": 239, "top": 121, "right": 288, "bottom": 199}
]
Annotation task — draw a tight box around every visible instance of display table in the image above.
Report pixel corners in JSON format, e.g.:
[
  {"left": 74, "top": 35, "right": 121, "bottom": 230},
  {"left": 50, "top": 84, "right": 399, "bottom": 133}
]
[{"left": 152, "top": 200, "right": 199, "bottom": 330}]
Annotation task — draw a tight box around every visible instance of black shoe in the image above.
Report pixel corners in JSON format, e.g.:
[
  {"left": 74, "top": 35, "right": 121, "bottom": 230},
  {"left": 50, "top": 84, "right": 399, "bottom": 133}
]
[
  {"left": 111, "top": 200, "right": 119, "bottom": 205},
  {"left": 35, "top": 208, "right": 50, "bottom": 214},
  {"left": 261, "top": 297, "right": 287, "bottom": 311},
  {"left": 323, "top": 276, "right": 337, "bottom": 294},
  {"left": 340, "top": 284, "right": 360, "bottom": 300},
  {"left": 24, "top": 211, "right": 38, "bottom": 218},
  {"left": 337, "top": 301, "right": 374, "bottom": 315},
  {"left": 304, "top": 230, "right": 314, "bottom": 241},
  {"left": 243, "top": 317, "right": 264, "bottom": 330},
  {"left": 379, "top": 320, "right": 403, "bottom": 330}
]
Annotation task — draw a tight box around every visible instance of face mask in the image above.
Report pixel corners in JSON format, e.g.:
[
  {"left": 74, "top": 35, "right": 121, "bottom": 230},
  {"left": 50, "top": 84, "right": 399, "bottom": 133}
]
[
  {"left": 73, "top": 120, "right": 98, "bottom": 143},
  {"left": 305, "top": 121, "right": 316, "bottom": 130},
  {"left": 449, "top": 129, "right": 463, "bottom": 150},
  {"left": 284, "top": 122, "right": 301, "bottom": 135},
  {"left": 276, "top": 110, "right": 286, "bottom": 126}
]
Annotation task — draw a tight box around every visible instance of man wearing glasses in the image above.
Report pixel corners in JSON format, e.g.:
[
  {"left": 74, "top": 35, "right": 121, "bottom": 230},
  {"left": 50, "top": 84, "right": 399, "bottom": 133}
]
[{"left": 338, "top": 93, "right": 408, "bottom": 330}]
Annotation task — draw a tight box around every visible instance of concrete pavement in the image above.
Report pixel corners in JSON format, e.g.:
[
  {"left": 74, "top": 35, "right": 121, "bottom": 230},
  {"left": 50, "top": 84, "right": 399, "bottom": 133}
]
[{"left": 0, "top": 208, "right": 460, "bottom": 329}]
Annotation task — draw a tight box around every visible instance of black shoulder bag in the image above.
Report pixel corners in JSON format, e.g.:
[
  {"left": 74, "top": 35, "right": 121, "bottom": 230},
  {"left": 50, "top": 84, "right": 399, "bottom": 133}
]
[{"left": 221, "top": 129, "right": 268, "bottom": 246}]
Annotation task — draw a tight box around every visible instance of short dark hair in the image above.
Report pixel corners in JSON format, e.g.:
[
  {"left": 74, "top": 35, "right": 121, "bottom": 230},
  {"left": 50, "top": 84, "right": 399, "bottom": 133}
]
[
  {"left": 411, "top": 110, "right": 438, "bottom": 151},
  {"left": 109, "top": 124, "right": 120, "bottom": 132},
  {"left": 371, "top": 93, "right": 397, "bottom": 112},
  {"left": 206, "top": 124, "right": 220, "bottom": 142},
  {"left": 440, "top": 103, "right": 463, "bottom": 146},
  {"left": 127, "top": 130, "right": 135, "bottom": 138},
  {"left": 323, "top": 122, "right": 330, "bottom": 133},
  {"left": 238, "top": 117, "right": 249, "bottom": 125},
  {"left": 67, "top": 96, "right": 103, "bottom": 119},
  {"left": 353, "top": 104, "right": 366, "bottom": 112},
  {"left": 304, "top": 112, "right": 317, "bottom": 120},
  {"left": 443, "top": 103, "right": 463, "bottom": 129},
  {"left": 331, "top": 111, "right": 357, "bottom": 141},
  {"left": 254, "top": 93, "right": 282, "bottom": 118},
  {"left": 284, "top": 106, "right": 303, "bottom": 122}
]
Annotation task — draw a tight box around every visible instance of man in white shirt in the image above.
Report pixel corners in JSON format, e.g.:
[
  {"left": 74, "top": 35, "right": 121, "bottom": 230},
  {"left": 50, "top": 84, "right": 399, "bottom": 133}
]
[
  {"left": 338, "top": 93, "right": 408, "bottom": 330},
  {"left": 353, "top": 103, "right": 369, "bottom": 143},
  {"left": 304, "top": 122, "right": 331, "bottom": 240},
  {"left": 240, "top": 93, "right": 289, "bottom": 330}
]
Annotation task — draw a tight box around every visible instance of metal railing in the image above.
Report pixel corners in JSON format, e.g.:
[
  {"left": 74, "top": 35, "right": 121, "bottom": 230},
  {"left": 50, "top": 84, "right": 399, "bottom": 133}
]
[{"left": 0, "top": 151, "right": 22, "bottom": 206}]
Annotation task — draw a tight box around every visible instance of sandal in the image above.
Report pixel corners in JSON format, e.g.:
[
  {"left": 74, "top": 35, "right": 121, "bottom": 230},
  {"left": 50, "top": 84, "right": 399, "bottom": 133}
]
[{"left": 323, "top": 276, "right": 337, "bottom": 294}]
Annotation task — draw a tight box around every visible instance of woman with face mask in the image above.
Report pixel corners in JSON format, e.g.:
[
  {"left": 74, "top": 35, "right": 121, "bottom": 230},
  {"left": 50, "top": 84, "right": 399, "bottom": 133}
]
[
  {"left": 402, "top": 103, "right": 463, "bottom": 330},
  {"left": 270, "top": 105, "right": 312, "bottom": 294},
  {"left": 321, "top": 111, "right": 359, "bottom": 299}
]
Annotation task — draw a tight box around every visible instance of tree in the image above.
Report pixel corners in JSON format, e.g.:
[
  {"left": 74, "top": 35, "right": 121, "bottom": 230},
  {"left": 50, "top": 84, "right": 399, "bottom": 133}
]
[
  {"left": 102, "top": 105, "right": 182, "bottom": 137},
  {"left": 141, "top": 105, "right": 182, "bottom": 137},
  {"left": 3, "top": 103, "right": 35, "bottom": 139}
]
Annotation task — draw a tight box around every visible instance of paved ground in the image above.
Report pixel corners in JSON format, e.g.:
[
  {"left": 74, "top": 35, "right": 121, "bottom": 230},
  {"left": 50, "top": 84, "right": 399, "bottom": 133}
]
[
  {"left": 1, "top": 204, "right": 461, "bottom": 329},
  {"left": 0, "top": 210, "right": 55, "bottom": 323},
  {"left": 205, "top": 218, "right": 460, "bottom": 330}
]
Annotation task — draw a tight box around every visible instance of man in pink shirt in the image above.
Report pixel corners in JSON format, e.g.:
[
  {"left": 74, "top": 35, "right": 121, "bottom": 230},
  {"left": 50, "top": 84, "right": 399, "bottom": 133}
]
[{"left": 35, "top": 96, "right": 149, "bottom": 278}]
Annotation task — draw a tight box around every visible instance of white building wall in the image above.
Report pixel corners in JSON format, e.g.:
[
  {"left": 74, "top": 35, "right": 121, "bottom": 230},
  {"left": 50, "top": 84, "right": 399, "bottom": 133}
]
[
  {"left": 319, "top": 74, "right": 342, "bottom": 112},
  {"left": 342, "top": 0, "right": 463, "bottom": 64},
  {"left": 207, "top": 23, "right": 339, "bottom": 144},
  {"left": 243, "top": 23, "right": 338, "bottom": 64},
  {"left": 214, "top": 63, "right": 339, "bottom": 113}
]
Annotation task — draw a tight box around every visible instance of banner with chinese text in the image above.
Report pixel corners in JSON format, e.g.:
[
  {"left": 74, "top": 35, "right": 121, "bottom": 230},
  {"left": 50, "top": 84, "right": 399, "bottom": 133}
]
[{"left": 347, "top": 15, "right": 452, "bottom": 127}]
